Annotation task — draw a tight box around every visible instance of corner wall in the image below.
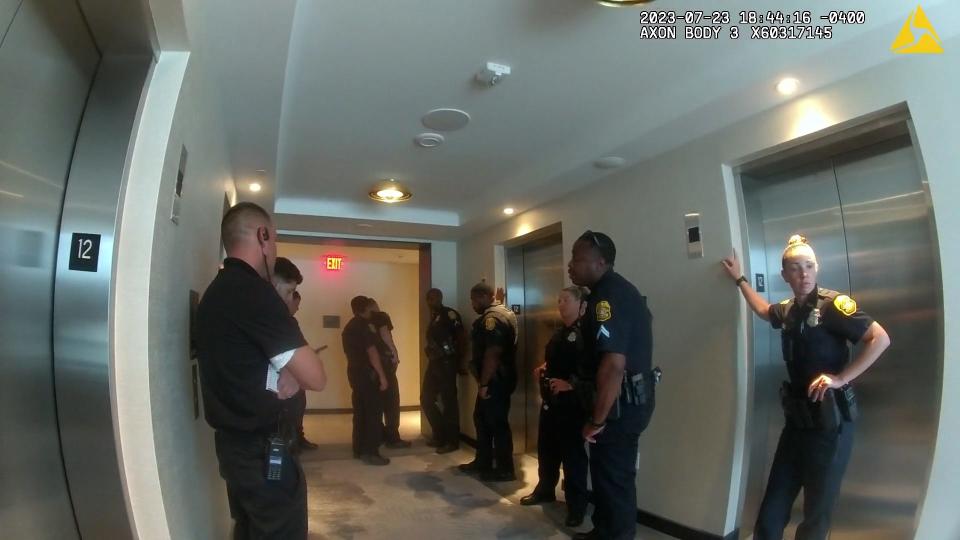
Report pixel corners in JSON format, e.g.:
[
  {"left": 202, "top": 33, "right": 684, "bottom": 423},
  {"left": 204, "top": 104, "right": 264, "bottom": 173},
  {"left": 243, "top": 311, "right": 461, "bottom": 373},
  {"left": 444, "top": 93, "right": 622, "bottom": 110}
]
[
  {"left": 115, "top": 49, "right": 235, "bottom": 539},
  {"left": 457, "top": 43, "right": 959, "bottom": 538}
]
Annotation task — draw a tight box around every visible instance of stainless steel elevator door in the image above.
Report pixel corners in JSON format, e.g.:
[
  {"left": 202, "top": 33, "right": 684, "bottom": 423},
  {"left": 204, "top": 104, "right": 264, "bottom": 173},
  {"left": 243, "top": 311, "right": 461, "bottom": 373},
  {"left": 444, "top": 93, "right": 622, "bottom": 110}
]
[
  {"left": 0, "top": 0, "right": 99, "bottom": 538},
  {"left": 505, "top": 233, "right": 565, "bottom": 455},
  {"left": 741, "top": 137, "right": 939, "bottom": 539}
]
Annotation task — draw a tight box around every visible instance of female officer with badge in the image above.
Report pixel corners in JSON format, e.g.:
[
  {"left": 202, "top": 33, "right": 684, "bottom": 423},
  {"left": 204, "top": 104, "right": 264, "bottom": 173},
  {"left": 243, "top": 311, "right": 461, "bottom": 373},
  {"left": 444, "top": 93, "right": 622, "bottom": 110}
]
[
  {"left": 722, "top": 234, "right": 890, "bottom": 540},
  {"left": 519, "top": 286, "right": 589, "bottom": 528}
]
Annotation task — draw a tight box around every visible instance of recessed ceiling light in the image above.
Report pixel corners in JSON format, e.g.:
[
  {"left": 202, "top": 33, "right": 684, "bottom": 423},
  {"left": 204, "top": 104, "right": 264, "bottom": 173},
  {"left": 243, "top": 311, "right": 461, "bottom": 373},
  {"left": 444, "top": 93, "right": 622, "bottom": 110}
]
[
  {"left": 776, "top": 77, "right": 800, "bottom": 96},
  {"left": 415, "top": 133, "right": 445, "bottom": 148},
  {"left": 594, "top": 156, "right": 626, "bottom": 169},
  {"left": 249, "top": 182, "right": 262, "bottom": 192},
  {"left": 356, "top": 223, "right": 374, "bottom": 228},
  {"left": 503, "top": 207, "right": 515, "bottom": 215},
  {"left": 422, "top": 108, "right": 470, "bottom": 131},
  {"left": 369, "top": 179, "right": 412, "bottom": 203}
]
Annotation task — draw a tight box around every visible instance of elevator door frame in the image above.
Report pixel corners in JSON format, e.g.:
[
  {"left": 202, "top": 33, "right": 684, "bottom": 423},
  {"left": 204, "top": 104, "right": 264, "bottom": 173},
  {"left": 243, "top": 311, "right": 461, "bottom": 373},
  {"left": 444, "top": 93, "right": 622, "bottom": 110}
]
[{"left": 732, "top": 110, "right": 944, "bottom": 539}]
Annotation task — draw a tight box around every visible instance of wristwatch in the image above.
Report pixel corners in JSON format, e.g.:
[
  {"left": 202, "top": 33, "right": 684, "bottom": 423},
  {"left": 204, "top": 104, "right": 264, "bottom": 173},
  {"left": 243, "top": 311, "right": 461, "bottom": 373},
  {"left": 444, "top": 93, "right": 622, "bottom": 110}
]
[{"left": 735, "top": 275, "right": 748, "bottom": 286}]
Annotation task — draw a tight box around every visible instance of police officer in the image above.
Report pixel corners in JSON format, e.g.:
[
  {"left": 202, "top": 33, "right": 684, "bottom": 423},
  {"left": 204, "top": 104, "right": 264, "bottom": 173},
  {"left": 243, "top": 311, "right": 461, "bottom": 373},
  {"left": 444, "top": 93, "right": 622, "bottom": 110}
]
[
  {"left": 272, "top": 262, "right": 319, "bottom": 453},
  {"left": 520, "top": 286, "right": 589, "bottom": 528},
  {"left": 569, "top": 230, "right": 655, "bottom": 540},
  {"left": 458, "top": 282, "right": 519, "bottom": 482},
  {"left": 722, "top": 235, "right": 890, "bottom": 540},
  {"left": 421, "top": 288, "right": 466, "bottom": 454},
  {"left": 197, "top": 202, "right": 327, "bottom": 539},
  {"left": 367, "top": 298, "right": 412, "bottom": 448},
  {"left": 342, "top": 295, "right": 391, "bottom": 465}
]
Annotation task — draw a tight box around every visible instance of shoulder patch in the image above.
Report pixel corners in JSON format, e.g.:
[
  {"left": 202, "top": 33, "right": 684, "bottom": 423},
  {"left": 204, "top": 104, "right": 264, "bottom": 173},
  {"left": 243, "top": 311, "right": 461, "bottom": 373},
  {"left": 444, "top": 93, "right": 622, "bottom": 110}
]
[
  {"left": 779, "top": 299, "right": 791, "bottom": 305},
  {"left": 834, "top": 295, "right": 857, "bottom": 316},
  {"left": 484, "top": 317, "right": 497, "bottom": 331},
  {"left": 368, "top": 323, "right": 377, "bottom": 333},
  {"left": 448, "top": 310, "right": 458, "bottom": 320},
  {"left": 596, "top": 300, "right": 611, "bottom": 322}
]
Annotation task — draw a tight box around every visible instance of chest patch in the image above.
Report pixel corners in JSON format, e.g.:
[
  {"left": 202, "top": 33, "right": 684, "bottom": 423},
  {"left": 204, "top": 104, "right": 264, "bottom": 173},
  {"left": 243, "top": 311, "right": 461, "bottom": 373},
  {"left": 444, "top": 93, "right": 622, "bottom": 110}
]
[
  {"left": 834, "top": 295, "right": 857, "bottom": 316},
  {"left": 596, "top": 300, "right": 611, "bottom": 322}
]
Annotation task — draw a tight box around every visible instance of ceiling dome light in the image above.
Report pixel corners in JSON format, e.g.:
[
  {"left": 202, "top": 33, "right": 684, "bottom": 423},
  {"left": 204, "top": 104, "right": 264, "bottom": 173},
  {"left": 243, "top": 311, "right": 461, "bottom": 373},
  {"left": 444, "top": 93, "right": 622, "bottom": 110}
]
[
  {"left": 776, "top": 77, "right": 800, "bottom": 96},
  {"left": 597, "top": 0, "right": 657, "bottom": 6},
  {"left": 369, "top": 179, "right": 412, "bottom": 203},
  {"left": 249, "top": 182, "right": 262, "bottom": 192},
  {"left": 594, "top": 156, "right": 626, "bottom": 169},
  {"left": 503, "top": 207, "right": 515, "bottom": 215}
]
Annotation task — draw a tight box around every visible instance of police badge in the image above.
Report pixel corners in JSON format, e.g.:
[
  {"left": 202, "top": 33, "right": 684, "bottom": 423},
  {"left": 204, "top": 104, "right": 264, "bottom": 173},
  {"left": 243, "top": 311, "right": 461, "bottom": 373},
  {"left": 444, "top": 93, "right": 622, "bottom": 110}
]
[
  {"left": 567, "top": 331, "right": 577, "bottom": 342},
  {"left": 807, "top": 308, "right": 821, "bottom": 327}
]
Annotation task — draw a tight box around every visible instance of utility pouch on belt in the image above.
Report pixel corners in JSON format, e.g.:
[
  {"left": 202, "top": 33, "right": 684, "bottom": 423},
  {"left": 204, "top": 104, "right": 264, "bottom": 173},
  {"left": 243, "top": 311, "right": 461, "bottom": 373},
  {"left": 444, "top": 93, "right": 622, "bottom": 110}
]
[
  {"left": 620, "top": 371, "right": 648, "bottom": 407},
  {"left": 539, "top": 372, "right": 553, "bottom": 408},
  {"left": 836, "top": 384, "right": 859, "bottom": 422},
  {"left": 780, "top": 382, "right": 816, "bottom": 429}
]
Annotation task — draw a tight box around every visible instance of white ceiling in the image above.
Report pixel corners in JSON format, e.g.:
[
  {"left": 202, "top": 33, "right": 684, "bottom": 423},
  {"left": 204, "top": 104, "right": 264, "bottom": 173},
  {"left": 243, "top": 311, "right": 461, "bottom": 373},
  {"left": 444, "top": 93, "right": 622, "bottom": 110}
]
[{"left": 186, "top": 0, "right": 958, "bottom": 240}]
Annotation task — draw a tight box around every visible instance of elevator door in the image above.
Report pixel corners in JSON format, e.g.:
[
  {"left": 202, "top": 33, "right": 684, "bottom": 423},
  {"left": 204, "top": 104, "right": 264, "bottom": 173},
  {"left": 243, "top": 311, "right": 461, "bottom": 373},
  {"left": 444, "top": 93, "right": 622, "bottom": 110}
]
[
  {"left": 505, "top": 233, "right": 564, "bottom": 455},
  {"left": 0, "top": 1, "right": 99, "bottom": 538},
  {"left": 741, "top": 136, "right": 939, "bottom": 539}
]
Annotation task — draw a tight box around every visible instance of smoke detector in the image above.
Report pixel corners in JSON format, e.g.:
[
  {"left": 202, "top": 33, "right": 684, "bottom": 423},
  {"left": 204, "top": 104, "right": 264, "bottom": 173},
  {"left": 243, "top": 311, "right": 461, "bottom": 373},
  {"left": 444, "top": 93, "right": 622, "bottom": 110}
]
[
  {"left": 414, "top": 132, "right": 445, "bottom": 148},
  {"left": 475, "top": 62, "right": 511, "bottom": 86}
]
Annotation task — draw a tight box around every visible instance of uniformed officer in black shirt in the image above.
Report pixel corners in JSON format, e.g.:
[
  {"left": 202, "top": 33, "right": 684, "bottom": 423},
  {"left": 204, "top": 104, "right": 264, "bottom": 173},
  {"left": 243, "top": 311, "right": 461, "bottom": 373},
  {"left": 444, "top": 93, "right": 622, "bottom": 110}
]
[
  {"left": 520, "top": 286, "right": 590, "bottom": 528},
  {"left": 722, "top": 235, "right": 890, "bottom": 540},
  {"left": 342, "top": 295, "right": 391, "bottom": 465},
  {"left": 569, "top": 231, "right": 655, "bottom": 540},
  {"left": 197, "top": 202, "right": 328, "bottom": 540},
  {"left": 367, "top": 298, "right": 412, "bottom": 448},
  {"left": 458, "top": 282, "right": 519, "bottom": 482},
  {"left": 421, "top": 288, "right": 466, "bottom": 454},
  {"left": 272, "top": 260, "right": 318, "bottom": 453}
]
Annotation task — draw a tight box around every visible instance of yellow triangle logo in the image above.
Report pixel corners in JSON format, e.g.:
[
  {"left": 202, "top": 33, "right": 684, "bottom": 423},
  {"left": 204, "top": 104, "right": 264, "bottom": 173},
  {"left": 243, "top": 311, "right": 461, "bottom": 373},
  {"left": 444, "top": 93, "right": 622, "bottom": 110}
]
[{"left": 891, "top": 5, "right": 944, "bottom": 54}]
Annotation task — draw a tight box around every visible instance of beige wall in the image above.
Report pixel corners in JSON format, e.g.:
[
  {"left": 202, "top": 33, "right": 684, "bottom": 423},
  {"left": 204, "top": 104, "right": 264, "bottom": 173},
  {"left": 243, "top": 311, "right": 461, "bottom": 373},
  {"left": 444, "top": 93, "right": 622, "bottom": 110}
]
[
  {"left": 278, "top": 242, "right": 422, "bottom": 410},
  {"left": 457, "top": 40, "right": 960, "bottom": 538}
]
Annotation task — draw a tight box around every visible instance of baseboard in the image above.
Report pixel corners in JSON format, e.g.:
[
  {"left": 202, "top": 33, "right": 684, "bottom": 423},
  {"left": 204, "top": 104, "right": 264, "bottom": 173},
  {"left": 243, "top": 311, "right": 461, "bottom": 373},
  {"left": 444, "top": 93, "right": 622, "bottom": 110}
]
[
  {"left": 305, "top": 405, "right": 421, "bottom": 415},
  {"left": 459, "top": 433, "right": 478, "bottom": 448},
  {"left": 636, "top": 508, "right": 738, "bottom": 540}
]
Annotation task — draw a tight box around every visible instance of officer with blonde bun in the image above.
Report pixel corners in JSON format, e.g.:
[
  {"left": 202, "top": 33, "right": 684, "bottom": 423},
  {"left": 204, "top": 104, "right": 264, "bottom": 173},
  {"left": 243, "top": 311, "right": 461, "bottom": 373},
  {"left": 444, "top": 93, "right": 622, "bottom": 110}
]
[{"left": 722, "top": 234, "right": 891, "bottom": 540}]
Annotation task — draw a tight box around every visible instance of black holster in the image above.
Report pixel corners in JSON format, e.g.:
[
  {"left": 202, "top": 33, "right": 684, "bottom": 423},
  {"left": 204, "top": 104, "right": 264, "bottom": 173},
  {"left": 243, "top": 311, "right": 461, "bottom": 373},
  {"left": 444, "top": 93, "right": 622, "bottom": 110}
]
[{"left": 780, "top": 381, "right": 855, "bottom": 430}]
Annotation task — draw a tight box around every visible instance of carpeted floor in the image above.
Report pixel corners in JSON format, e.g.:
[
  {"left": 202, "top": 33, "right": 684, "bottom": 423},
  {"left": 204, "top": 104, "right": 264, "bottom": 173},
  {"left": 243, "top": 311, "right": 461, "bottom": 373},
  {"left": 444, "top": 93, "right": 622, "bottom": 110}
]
[{"left": 298, "top": 412, "right": 672, "bottom": 539}]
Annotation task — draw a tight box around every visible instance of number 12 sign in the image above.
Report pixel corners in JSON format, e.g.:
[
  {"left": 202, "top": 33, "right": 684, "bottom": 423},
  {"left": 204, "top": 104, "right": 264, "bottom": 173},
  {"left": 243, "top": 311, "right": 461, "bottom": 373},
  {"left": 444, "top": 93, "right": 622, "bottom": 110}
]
[{"left": 68, "top": 233, "right": 101, "bottom": 272}]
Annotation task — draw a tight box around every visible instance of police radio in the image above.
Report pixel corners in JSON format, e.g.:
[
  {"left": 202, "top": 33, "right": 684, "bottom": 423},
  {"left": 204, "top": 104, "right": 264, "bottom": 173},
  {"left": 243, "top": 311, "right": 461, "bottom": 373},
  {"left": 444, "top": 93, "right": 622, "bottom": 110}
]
[{"left": 266, "top": 436, "right": 284, "bottom": 481}]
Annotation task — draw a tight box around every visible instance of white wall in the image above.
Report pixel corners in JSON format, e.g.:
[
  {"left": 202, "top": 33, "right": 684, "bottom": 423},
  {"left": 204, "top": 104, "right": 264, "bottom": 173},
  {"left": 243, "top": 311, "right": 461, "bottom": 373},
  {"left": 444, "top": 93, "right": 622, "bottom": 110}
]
[
  {"left": 115, "top": 48, "right": 235, "bottom": 540},
  {"left": 457, "top": 41, "right": 960, "bottom": 538},
  {"left": 278, "top": 242, "right": 422, "bottom": 410}
]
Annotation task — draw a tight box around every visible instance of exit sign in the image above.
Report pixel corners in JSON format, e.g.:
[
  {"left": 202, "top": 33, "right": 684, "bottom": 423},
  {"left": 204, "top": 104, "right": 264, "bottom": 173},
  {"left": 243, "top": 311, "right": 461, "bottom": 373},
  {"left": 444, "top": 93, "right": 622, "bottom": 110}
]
[{"left": 325, "top": 256, "right": 343, "bottom": 271}]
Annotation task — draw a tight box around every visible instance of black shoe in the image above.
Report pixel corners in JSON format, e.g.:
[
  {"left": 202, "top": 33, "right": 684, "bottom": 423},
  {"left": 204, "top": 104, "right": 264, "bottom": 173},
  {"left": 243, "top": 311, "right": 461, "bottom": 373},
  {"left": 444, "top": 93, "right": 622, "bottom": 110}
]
[
  {"left": 480, "top": 469, "right": 516, "bottom": 482},
  {"left": 298, "top": 438, "right": 319, "bottom": 451},
  {"left": 457, "top": 460, "right": 484, "bottom": 474},
  {"left": 385, "top": 439, "right": 412, "bottom": 449},
  {"left": 564, "top": 512, "right": 585, "bottom": 528},
  {"left": 519, "top": 491, "right": 555, "bottom": 506},
  {"left": 435, "top": 443, "right": 459, "bottom": 454},
  {"left": 424, "top": 438, "right": 443, "bottom": 448},
  {"left": 572, "top": 530, "right": 598, "bottom": 539},
  {"left": 361, "top": 454, "right": 390, "bottom": 466}
]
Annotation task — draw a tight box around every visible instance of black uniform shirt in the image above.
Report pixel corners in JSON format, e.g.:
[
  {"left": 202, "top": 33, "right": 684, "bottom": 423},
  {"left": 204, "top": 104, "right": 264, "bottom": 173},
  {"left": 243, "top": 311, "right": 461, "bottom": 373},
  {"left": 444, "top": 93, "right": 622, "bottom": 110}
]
[
  {"left": 342, "top": 315, "right": 379, "bottom": 370},
  {"left": 371, "top": 311, "right": 394, "bottom": 359},
  {"left": 427, "top": 306, "right": 463, "bottom": 354},
  {"left": 581, "top": 270, "right": 653, "bottom": 379},
  {"left": 768, "top": 287, "right": 873, "bottom": 389},
  {"left": 196, "top": 258, "right": 307, "bottom": 435},
  {"left": 544, "top": 323, "right": 583, "bottom": 381},
  {"left": 471, "top": 304, "right": 518, "bottom": 383}
]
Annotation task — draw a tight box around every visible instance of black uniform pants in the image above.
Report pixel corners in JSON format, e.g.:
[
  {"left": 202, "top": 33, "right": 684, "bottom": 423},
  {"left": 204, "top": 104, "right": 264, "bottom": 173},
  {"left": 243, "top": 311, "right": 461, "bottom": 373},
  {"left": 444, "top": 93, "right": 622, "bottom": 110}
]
[
  {"left": 381, "top": 359, "right": 402, "bottom": 442},
  {"left": 291, "top": 390, "right": 307, "bottom": 442},
  {"left": 755, "top": 422, "right": 855, "bottom": 540},
  {"left": 473, "top": 380, "right": 515, "bottom": 472},
  {"left": 421, "top": 356, "right": 459, "bottom": 445},
  {"left": 590, "top": 401, "right": 654, "bottom": 540},
  {"left": 214, "top": 431, "right": 307, "bottom": 540},
  {"left": 535, "top": 395, "right": 587, "bottom": 515},
  {"left": 348, "top": 367, "right": 384, "bottom": 456}
]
